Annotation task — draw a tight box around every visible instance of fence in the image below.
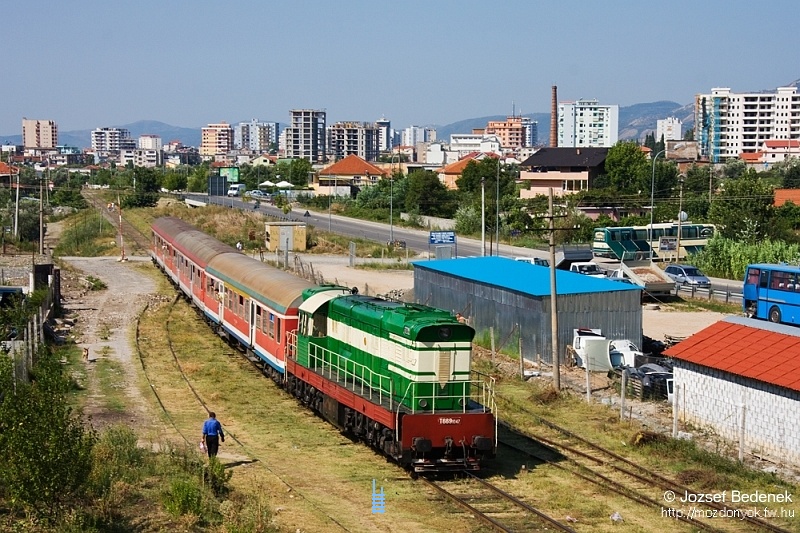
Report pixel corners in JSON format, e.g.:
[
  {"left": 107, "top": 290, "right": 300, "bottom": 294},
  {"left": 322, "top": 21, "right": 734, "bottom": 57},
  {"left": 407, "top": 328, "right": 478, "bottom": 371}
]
[{"left": 674, "top": 284, "right": 743, "bottom": 304}]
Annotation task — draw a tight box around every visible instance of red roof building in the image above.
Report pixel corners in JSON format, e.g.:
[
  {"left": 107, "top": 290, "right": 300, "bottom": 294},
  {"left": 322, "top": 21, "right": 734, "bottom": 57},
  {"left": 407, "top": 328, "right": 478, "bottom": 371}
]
[
  {"left": 664, "top": 316, "right": 800, "bottom": 467},
  {"left": 318, "top": 154, "right": 386, "bottom": 191},
  {"left": 773, "top": 189, "right": 800, "bottom": 207}
]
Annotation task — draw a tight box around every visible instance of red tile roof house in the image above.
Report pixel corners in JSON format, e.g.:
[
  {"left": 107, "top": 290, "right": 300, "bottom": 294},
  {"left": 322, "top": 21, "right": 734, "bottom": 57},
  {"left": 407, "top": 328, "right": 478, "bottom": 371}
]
[
  {"left": 664, "top": 316, "right": 800, "bottom": 468},
  {"left": 318, "top": 154, "right": 386, "bottom": 196}
]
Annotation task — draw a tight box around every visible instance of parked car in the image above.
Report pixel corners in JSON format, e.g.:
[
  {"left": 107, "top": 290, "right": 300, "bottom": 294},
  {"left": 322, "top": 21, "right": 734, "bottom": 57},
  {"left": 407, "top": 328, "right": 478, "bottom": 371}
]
[
  {"left": 246, "top": 190, "right": 269, "bottom": 198},
  {"left": 664, "top": 264, "right": 711, "bottom": 287}
]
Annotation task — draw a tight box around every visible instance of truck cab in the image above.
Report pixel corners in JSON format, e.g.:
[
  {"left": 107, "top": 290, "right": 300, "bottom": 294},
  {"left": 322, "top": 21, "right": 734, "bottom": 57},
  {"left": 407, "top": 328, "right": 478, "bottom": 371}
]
[
  {"left": 569, "top": 261, "right": 605, "bottom": 277},
  {"left": 227, "top": 184, "right": 247, "bottom": 197}
]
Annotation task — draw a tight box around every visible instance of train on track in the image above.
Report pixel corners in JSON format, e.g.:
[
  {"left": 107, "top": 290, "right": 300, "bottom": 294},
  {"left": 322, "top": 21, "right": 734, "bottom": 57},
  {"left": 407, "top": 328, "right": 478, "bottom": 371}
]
[{"left": 150, "top": 217, "right": 496, "bottom": 472}]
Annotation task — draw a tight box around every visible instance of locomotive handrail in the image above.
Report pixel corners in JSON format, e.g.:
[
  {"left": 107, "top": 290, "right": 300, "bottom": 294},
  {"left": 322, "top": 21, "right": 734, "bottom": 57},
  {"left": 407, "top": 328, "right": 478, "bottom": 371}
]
[{"left": 307, "top": 343, "right": 394, "bottom": 407}]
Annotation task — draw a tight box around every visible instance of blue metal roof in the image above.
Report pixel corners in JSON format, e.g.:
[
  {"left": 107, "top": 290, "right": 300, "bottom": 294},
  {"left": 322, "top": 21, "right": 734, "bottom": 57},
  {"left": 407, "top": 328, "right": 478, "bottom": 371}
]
[{"left": 412, "top": 256, "right": 641, "bottom": 297}]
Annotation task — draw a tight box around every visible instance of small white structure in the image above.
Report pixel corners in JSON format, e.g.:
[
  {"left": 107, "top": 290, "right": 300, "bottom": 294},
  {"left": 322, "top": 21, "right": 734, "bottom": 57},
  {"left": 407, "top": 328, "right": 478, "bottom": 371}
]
[{"left": 665, "top": 316, "right": 800, "bottom": 468}]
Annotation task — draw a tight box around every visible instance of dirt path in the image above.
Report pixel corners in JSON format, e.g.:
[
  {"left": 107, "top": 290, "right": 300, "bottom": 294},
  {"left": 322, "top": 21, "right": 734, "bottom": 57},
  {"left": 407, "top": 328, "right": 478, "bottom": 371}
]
[{"left": 60, "top": 255, "right": 165, "bottom": 434}]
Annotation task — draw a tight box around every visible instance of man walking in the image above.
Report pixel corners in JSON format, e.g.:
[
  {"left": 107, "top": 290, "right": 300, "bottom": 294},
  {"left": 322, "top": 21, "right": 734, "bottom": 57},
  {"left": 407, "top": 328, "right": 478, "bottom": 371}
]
[{"left": 201, "top": 411, "right": 225, "bottom": 458}]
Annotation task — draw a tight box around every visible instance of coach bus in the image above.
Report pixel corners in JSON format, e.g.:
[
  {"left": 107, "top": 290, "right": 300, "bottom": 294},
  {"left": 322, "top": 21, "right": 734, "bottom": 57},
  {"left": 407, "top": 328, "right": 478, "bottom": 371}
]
[
  {"left": 592, "top": 222, "right": 715, "bottom": 261},
  {"left": 743, "top": 264, "right": 800, "bottom": 325}
]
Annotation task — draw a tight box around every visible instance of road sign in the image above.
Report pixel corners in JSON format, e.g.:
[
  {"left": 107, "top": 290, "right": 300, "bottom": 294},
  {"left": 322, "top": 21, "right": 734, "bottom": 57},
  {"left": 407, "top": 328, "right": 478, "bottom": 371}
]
[{"left": 429, "top": 231, "right": 455, "bottom": 245}]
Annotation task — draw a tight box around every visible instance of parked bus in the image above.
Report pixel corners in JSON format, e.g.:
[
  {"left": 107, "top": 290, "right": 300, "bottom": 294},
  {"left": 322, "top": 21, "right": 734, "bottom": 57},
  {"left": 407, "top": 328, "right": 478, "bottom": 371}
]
[
  {"left": 592, "top": 222, "right": 716, "bottom": 261},
  {"left": 743, "top": 264, "right": 800, "bottom": 325}
]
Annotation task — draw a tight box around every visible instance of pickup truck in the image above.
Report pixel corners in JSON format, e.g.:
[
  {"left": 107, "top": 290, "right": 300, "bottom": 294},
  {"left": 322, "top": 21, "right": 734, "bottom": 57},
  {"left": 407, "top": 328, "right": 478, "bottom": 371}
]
[
  {"left": 569, "top": 261, "right": 606, "bottom": 277},
  {"left": 607, "top": 260, "right": 674, "bottom": 297}
]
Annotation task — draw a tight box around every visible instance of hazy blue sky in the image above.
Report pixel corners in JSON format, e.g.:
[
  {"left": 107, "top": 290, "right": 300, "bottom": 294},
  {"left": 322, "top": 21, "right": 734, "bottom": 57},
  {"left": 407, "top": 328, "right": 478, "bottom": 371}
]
[{"left": 2, "top": 0, "right": 798, "bottom": 136}]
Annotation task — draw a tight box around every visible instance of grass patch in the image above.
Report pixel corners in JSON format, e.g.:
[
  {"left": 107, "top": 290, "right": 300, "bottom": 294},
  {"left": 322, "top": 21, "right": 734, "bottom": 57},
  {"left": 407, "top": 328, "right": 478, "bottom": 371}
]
[
  {"left": 661, "top": 297, "right": 741, "bottom": 314},
  {"left": 86, "top": 275, "right": 107, "bottom": 291},
  {"left": 94, "top": 349, "right": 127, "bottom": 412},
  {"left": 355, "top": 260, "right": 414, "bottom": 271},
  {"left": 53, "top": 209, "right": 118, "bottom": 257}
]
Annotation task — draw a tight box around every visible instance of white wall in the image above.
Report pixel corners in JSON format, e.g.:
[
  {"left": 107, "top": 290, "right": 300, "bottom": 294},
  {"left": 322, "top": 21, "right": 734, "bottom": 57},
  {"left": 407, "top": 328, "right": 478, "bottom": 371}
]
[{"left": 675, "top": 363, "right": 800, "bottom": 467}]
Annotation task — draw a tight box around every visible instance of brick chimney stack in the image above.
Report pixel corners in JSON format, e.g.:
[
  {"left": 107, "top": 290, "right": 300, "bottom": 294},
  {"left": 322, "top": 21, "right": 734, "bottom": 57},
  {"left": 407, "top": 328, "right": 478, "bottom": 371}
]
[{"left": 550, "top": 85, "right": 558, "bottom": 147}]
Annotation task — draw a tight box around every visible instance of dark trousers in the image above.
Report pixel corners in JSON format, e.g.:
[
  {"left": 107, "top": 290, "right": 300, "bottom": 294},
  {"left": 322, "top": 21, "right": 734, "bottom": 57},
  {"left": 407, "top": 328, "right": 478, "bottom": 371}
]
[{"left": 206, "top": 435, "right": 219, "bottom": 457}]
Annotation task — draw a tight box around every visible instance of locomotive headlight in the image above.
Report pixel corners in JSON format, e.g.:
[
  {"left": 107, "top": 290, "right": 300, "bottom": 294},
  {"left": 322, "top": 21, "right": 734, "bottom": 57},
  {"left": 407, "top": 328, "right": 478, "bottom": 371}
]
[
  {"left": 458, "top": 398, "right": 465, "bottom": 406},
  {"left": 439, "top": 327, "right": 452, "bottom": 340},
  {"left": 418, "top": 399, "right": 428, "bottom": 408}
]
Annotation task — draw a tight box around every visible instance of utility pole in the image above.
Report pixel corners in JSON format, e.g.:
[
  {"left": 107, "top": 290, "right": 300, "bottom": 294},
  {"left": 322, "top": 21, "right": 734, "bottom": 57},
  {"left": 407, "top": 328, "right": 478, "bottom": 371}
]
[
  {"left": 548, "top": 188, "right": 560, "bottom": 391},
  {"left": 39, "top": 167, "right": 44, "bottom": 255}
]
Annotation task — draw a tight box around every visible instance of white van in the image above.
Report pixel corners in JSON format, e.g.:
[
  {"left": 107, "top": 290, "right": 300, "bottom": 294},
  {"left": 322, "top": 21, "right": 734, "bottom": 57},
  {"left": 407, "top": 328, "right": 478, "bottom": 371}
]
[{"left": 227, "top": 184, "right": 247, "bottom": 197}]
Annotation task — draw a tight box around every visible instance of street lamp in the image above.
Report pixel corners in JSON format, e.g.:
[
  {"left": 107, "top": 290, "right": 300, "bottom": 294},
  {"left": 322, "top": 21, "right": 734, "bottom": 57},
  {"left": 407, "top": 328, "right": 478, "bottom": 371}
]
[
  {"left": 677, "top": 173, "right": 686, "bottom": 261},
  {"left": 649, "top": 149, "right": 665, "bottom": 261},
  {"left": 328, "top": 175, "right": 335, "bottom": 232},
  {"left": 390, "top": 152, "right": 398, "bottom": 244},
  {"left": 481, "top": 177, "right": 486, "bottom": 256},
  {"left": 495, "top": 157, "right": 500, "bottom": 256}
]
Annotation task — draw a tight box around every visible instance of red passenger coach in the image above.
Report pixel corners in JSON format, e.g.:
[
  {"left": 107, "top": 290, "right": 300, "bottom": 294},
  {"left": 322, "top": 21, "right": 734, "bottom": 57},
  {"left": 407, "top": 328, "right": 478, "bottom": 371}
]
[{"left": 206, "top": 254, "right": 316, "bottom": 373}]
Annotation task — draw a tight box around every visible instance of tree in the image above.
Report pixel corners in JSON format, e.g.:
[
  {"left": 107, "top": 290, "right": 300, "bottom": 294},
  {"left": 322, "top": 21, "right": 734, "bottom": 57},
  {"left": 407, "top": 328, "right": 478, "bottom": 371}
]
[
  {"left": 405, "top": 170, "right": 456, "bottom": 217},
  {"left": 161, "top": 168, "right": 188, "bottom": 192},
  {"left": 708, "top": 169, "right": 773, "bottom": 241},
  {"left": 288, "top": 158, "right": 313, "bottom": 188},
  {"left": 0, "top": 341, "right": 96, "bottom": 520},
  {"left": 187, "top": 163, "right": 209, "bottom": 192},
  {"left": 604, "top": 141, "right": 649, "bottom": 193}
]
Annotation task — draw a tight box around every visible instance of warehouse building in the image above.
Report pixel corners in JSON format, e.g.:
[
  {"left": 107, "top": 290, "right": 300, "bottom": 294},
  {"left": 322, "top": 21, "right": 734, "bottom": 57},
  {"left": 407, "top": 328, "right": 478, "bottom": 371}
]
[{"left": 412, "top": 256, "right": 642, "bottom": 364}]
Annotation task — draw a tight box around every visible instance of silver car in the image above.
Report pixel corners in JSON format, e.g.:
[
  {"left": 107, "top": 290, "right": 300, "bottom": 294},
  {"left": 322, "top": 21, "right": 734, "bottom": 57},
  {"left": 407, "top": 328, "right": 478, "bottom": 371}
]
[{"left": 665, "top": 264, "right": 711, "bottom": 287}]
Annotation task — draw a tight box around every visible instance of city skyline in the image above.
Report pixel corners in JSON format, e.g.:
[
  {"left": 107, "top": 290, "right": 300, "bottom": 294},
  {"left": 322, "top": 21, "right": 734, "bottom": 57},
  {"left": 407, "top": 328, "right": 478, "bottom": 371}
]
[{"left": 2, "top": 0, "right": 798, "bottom": 137}]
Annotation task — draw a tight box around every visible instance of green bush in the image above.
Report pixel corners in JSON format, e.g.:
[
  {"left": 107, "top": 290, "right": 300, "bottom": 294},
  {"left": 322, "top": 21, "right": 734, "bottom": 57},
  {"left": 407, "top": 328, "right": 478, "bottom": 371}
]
[
  {"left": 205, "top": 457, "right": 232, "bottom": 497},
  {"left": 162, "top": 478, "right": 203, "bottom": 517}
]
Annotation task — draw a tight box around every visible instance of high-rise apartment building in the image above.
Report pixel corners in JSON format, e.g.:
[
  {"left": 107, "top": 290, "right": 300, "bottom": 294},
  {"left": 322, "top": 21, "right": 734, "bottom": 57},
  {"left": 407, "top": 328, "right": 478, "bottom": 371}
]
[
  {"left": 695, "top": 86, "right": 800, "bottom": 162},
  {"left": 91, "top": 127, "right": 135, "bottom": 153},
  {"left": 138, "top": 134, "right": 163, "bottom": 151},
  {"left": 375, "top": 117, "right": 392, "bottom": 152},
  {"left": 200, "top": 122, "right": 234, "bottom": 159},
  {"left": 285, "top": 109, "right": 326, "bottom": 162},
  {"left": 234, "top": 119, "right": 278, "bottom": 152},
  {"left": 484, "top": 116, "right": 538, "bottom": 149},
  {"left": 656, "top": 117, "right": 682, "bottom": 143},
  {"left": 401, "top": 126, "right": 436, "bottom": 147},
  {"left": 22, "top": 119, "right": 58, "bottom": 149},
  {"left": 327, "top": 121, "right": 380, "bottom": 161},
  {"left": 558, "top": 99, "right": 619, "bottom": 148}
]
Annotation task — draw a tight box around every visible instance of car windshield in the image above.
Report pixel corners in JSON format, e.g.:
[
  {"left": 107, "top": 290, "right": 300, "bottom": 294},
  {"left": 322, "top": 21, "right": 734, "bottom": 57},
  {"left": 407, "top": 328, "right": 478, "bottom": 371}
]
[
  {"left": 683, "top": 267, "right": 702, "bottom": 276},
  {"left": 580, "top": 265, "right": 599, "bottom": 273}
]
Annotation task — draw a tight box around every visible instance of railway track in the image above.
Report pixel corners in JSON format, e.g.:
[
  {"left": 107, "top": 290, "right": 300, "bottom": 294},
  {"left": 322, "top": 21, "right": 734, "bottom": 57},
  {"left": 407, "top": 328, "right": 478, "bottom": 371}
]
[
  {"left": 134, "top": 293, "right": 354, "bottom": 532},
  {"left": 421, "top": 473, "right": 576, "bottom": 532},
  {"left": 496, "top": 396, "right": 794, "bottom": 533}
]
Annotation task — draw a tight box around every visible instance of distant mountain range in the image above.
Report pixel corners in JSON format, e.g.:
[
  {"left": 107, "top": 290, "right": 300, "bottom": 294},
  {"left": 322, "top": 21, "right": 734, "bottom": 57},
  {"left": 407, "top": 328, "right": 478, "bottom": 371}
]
[{"left": 3, "top": 79, "right": 798, "bottom": 150}]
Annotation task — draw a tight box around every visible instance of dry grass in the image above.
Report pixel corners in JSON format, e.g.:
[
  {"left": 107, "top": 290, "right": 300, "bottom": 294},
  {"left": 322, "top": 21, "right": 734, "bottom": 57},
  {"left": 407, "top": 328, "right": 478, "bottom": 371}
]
[{"left": 133, "top": 281, "right": 480, "bottom": 532}]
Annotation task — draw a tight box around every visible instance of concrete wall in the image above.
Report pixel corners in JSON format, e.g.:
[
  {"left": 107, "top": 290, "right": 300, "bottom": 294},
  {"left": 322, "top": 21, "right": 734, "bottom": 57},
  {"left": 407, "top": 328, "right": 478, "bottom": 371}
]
[{"left": 674, "top": 362, "right": 800, "bottom": 468}]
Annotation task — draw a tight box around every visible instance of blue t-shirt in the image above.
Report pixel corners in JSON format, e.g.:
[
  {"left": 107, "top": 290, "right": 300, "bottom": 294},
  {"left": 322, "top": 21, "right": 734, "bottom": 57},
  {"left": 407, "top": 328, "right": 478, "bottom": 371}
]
[{"left": 202, "top": 418, "right": 224, "bottom": 437}]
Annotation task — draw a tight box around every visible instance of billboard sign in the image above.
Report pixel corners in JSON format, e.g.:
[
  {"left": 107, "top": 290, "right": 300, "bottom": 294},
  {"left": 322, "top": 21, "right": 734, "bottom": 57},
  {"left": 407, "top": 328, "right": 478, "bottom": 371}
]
[
  {"left": 220, "top": 167, "right": 239, "bottom": 183},
  {"left": 429, "top": 231, "right": 456, "bottom": 245}
]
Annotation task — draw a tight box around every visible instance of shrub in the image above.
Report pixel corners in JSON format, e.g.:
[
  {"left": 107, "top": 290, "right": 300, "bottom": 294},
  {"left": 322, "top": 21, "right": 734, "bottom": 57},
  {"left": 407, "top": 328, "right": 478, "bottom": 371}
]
[{"left": 162, "top": 478, "right": 203, "bottom": 517}]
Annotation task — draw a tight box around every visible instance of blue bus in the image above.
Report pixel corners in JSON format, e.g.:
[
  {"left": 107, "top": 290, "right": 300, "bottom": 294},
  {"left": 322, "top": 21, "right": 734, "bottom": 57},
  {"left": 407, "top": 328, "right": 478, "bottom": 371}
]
[{"left": 743, "top": 264, "right": 800, "bottom": 324}]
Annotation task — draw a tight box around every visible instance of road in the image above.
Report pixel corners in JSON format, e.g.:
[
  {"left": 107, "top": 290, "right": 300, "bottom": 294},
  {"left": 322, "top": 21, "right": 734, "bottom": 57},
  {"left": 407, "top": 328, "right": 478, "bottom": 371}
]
[{"left": 186, "top": 193, "right": 743, "bottom": 301}]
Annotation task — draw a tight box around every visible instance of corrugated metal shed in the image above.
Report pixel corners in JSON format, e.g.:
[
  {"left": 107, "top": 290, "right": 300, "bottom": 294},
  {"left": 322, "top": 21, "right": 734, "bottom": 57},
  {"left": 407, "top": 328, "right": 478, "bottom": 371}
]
[{"left": 412, "top": 256, "right": 642, "bottom": 364}]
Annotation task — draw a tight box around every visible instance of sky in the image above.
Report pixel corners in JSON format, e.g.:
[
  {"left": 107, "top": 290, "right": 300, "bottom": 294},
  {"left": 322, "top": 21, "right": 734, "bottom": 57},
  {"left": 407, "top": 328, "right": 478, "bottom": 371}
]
[{"left": 2, "top": 0, "right": 799, "bottom": 136}]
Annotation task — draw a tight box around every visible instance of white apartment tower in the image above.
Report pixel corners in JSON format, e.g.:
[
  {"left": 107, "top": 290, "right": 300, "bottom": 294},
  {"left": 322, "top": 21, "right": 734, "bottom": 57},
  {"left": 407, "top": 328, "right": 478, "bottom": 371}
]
[
  {"left": 200, "top": 122, "right": 234, "bottom": 159},
  {"left": 695, "top": 86, "right": 800, "bottom": 162},
  {"left": 557, "top": 99, "right": 619, "bottom": 148},
  {"left": 234, "top": 119, "right": 278, "bottom": 152},
  {"left": 656, "top": 117, "right": 682, "bottom": 143},
  {"left": 401, "top": 126, "right": 436, "bottom": 147},
  {"left": 22, "top": 119, "right": 58, "bottom": 149},
  {"left": 376, "top": 117, "right": 392, "bottom": 152},
  {"left": 138, "top": 134, "right": 163, "bottom": 151},
  {"left": 327, "top": 121, "right": 380, "bottom": 161},
  {"left": 285, "top": 109, "right": 326, "bottom": 163},
  {"left": 91, "top": 127, "right": 135, "bottom": 153}
]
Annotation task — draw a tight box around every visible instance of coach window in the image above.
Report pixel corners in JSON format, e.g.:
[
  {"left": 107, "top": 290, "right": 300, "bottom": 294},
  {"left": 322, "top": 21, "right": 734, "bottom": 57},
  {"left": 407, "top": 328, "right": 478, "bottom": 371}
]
[
  {"left": 268, "top": 313, "right": 275, "bottom": 338},
  {"left": 256, "top": 307, "right": 263, "bottom": 332},
  {"left": 760, "top": 270, "right": 770, "bottom": 289},
  {"left": 746, "top": 268, "right": 760, "bottom": 285}
]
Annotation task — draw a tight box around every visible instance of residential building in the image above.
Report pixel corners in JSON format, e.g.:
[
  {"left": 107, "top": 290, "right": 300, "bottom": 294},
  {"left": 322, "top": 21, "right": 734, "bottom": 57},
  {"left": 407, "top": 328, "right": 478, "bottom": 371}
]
[
  {"left": 401, "top": 126, "right": 435, "bottom": 148},
  {"left": 91, "top": 127, "right": 135, "bottom": 156},
  {"left": 22, "top": 119, "right": 58, "bottom": 149},
  {"left": 234, "top": 119, "right": 277, "bottom": 152},
  {"left": 327, "top": 121, "right": 380, "bottom": 161},
  {"left": 200, "top": 122, "right": 234, "bottom": 160},
  {"left": 518, "top": 147, "right": 608, "bottom": 198},
  {"left": 695, "top": 86, "right": 800, "bottom": 162},
  {"left": 376, "top": 117, "right": 392, "bottom": 152},
  {"left": 449, "top": 134, "right": 502, "bottom": 158},
  {"left": 437, "top": 153, "right": 498, "bottom": 190},
  {"left": 484, "top": 115, "right": 538, "bottom": 149},
  {"left": 656, "top": 117, "right": 682, "bottom": 142},
  {"left": 317, "top": 154, "right": 386, "bottom": 193},
  {"left": 558, "top": 99, "right": 619, "bottom": 148},
  {"left": 138, "top": 134, "right": 162, "bottom": 151},
  {"left": 285, "top": 109, "right": 326, "bottom": 163}
]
